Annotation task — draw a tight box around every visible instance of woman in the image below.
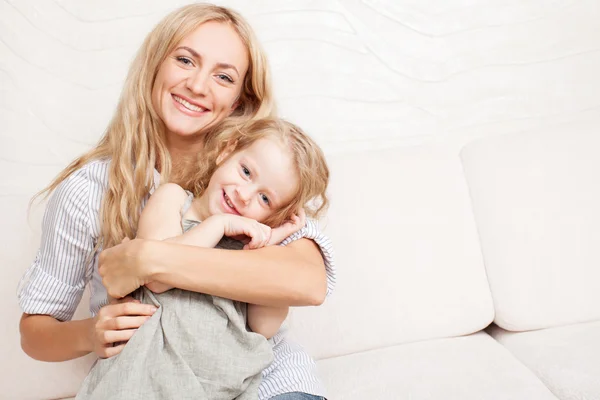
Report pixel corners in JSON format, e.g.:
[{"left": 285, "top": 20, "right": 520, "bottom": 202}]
[{"left": 18, "top": 4, "right": 334, "bottom": 400}]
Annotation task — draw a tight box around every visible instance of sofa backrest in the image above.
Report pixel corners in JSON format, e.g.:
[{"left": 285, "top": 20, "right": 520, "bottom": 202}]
[
  {"left": 460, "top": 128, "right": 600, "bottom": 331},
  {"left": 287, "top": 145, "right": 495, "bottom": 360}
]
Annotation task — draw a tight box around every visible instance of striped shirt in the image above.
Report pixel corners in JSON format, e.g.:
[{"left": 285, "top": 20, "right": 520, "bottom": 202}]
[{"left": 17, "top": 159, "right": 336, "bottom": 400}]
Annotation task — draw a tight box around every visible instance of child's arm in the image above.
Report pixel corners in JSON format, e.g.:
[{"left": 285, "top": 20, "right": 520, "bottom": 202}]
[
  {"left": 139, "top": 193, "right": 225, "bottom": 248},
  {"left": 137, "top": 183, "right": 225, "bottom": 292},
  {"left": 136, "top": 183, "right": 188, "bottom": 241}
]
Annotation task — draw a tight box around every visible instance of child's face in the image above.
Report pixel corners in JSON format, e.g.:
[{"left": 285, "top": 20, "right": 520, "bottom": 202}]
[{"left": 200, "top": 138, "right": 299, "bottom": 223}]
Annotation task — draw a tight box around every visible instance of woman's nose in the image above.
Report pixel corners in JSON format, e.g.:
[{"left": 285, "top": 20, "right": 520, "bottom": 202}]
[{"left": 186, "top": 70, "right": 209, "bottom": 96}]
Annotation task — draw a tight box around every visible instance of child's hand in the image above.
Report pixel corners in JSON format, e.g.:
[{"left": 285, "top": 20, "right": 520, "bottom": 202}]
[
  {"left": 219, "top": 214, "right": 272, "bottom": 250},
  {"left": 267, "top": 208, "right": 306, "bottom": 246}
]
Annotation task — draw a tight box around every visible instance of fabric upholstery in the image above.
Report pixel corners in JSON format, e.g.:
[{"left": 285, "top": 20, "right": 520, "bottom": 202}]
[
  {"left": 489, "top": 321, "right": 600, "bottom": 400},
  {"left": 288, "top": 146, "right": 494, "bottom": 360},
  {"left": 317, "top": 332, "right": 558, "bottom": 400},
  {"left": 461, "top": 128, "right": 600, "bottom": 331}
]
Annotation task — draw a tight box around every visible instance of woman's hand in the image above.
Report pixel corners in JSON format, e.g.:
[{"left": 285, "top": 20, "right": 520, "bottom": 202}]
[
  {"left": 91, "top": 296, "right": 157, "bottom": 358},
  {"left": 98, "top": 238, "right": 151, "bottom": 298}
]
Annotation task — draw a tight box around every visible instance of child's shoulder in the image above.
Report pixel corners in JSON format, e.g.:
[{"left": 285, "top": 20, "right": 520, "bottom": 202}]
[
  {"left": 152, "top": 183, "right": 199, "bottom": 220},
  {"left": 152, "top": 183, "right": 190, "bottom": 205},
  {"left": 154, "top": 182, "right": 187, "bottom": 196}
]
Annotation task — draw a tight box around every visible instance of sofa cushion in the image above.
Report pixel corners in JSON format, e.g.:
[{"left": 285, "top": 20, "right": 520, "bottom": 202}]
[
  {"left": 318, "top": 332, "right": 558, "bottom": 400},
  {"left": 460, "top": 128, "right": 600, "bottom": 331},
  {"left": 288, "top": 145, "right": 494, "bottom": 360},
  {"left": 488, "top": 321, "right": 600, "bottom": 400}
]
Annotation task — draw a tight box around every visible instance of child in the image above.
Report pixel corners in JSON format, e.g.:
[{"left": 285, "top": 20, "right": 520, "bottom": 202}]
[{"left": 76, "top": 118, "right": 330, "bottom": 400}]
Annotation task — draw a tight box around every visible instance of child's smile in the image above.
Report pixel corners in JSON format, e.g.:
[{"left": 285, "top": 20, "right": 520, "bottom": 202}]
[{"left": 196, "top": 137, "right": 300, "bottom": 223}]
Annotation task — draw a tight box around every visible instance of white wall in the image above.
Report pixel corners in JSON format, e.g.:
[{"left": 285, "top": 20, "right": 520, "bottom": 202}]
[{"left": 1, "top": 1, "right": 599, "bottom": 398}]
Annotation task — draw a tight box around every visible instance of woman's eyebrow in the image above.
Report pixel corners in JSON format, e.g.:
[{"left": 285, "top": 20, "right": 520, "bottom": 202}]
[{"left": 176, "top": 46, "right": 239, "bottom": 76}]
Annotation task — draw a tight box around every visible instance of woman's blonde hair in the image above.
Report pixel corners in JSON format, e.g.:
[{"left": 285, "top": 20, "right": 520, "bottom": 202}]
[
  {"left": 186, "top": 118, "right": 330, "bottom": 227},
  {"left": 33, "top": 4, "right": 274, "bottom": 249}
]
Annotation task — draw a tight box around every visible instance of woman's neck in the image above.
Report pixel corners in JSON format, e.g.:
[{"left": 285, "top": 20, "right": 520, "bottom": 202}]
[
  {"left": 167, "top": 136, "right": 204, "bottom": 186},
  {"left": 167, "top": 136, "right": 204, "bottom": 160}
]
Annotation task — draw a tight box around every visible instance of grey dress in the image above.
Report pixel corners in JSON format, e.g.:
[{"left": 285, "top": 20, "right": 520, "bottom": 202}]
[{"left": 76, "top": 193, "right": 273, "bottom": 400}]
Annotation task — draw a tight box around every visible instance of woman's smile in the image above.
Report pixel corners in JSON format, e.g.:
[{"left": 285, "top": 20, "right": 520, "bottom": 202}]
[{"left": 172, "top": 94, "right": 208, "bottom": 116}]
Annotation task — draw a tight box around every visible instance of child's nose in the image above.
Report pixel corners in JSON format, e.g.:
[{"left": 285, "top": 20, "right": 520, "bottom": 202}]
[{"left": 235, "top": 186, "right": 252, "bottom": 204}]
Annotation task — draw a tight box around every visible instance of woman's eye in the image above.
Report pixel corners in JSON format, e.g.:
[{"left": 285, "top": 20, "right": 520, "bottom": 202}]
[
  {"left": 217, "top": 74, "right": 234, "bottom": 83},
  {"left": 176, "top": 56, "right": 193, "bottom": 66},
  {"left": 242, "top": 166, "right": 250, "bottom": 177},
  {"left": 260, "top": 193, "right": 270, "bottom": 205}
]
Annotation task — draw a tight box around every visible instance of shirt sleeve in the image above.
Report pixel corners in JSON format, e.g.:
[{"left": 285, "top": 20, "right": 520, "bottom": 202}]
[
  {"left": 18, "top": 168, "right": 95, "bottom": 321},
  {"left": 278, "top": 219, "right": 336, "bottom": 296}
]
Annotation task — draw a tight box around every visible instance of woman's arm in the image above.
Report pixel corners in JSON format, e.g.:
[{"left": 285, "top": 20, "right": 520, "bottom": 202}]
[
  {"left": 20, "top": 314, "right": 94, "bottom": 361},
  {"left": 19, "top": 168, "right": 98, "bottom": 361},
  {"left": 99, "top": 236, "right": 327, "bottom": 307},
  {"left": 20, "top": 298, "right": 156, "bottom": 361},
  {"left": 103, "top": 191, "right": 327, "bottom": 306},
  {"left": 19, "top": 167, "right": 161, "bottom": 362}
]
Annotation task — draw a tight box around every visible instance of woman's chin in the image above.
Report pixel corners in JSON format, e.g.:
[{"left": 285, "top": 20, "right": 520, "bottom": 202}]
[{"left": 166, "top": 125, "right": 205, "bottom": 139}]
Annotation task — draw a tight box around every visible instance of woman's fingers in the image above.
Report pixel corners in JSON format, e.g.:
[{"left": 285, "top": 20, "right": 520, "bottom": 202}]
[
  {"left": 98, "top": 343, "right": 127, "bottom": 359},
  {"left": 100, "top": 328, "right": 138, "bottom": 345},
  {"left": 108, "top": 315, "right": 152, "bottom": 331},
  {"left": 100, "top": 302, "right": 157, "bottom": 318},
  {"left": 118, "top": 302, "right": 157, "bottom": 316},
  {"left": 92, "top": 301, "right": 157, "bottom": 358}
]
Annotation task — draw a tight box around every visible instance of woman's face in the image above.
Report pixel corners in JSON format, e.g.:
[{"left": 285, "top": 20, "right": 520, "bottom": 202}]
[{"left": 152, "top": 21, "right": 249, "bottom": 144}]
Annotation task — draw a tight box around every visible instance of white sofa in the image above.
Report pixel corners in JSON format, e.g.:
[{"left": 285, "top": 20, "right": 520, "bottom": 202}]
[{"left": 6, "top": 127, "right": 600, "bottom": 399}]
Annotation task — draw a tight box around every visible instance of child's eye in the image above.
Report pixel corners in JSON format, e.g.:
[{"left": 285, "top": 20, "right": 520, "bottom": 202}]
[
  {"left": 260, "top": 193, "right": 270, "bottom": 205},
  {"left": 241, "top": 165, "right": 251, "bottom": 177}
]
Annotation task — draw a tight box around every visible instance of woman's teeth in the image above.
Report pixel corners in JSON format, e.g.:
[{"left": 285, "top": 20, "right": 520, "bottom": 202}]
[{"left": 174, "top": 95, "right": 204, "bottom": 112}]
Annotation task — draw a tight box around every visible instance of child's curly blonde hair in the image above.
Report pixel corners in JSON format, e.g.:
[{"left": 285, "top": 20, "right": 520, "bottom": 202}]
[{"left": 183, "top": 118, "right": 329, "bottom": 227}]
